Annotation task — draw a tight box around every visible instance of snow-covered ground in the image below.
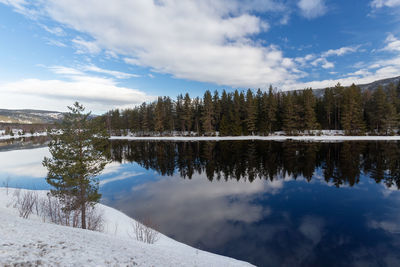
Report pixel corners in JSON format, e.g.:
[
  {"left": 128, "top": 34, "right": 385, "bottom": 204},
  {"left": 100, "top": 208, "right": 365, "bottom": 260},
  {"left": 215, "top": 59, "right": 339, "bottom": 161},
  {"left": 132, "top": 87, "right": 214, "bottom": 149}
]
[
  {"left": 110, "top": 135, "right": 400, "bottom": 141},
  {"left": 0, "top": 188, "right": 252, "bottom": 266},
  {"left": 0, "top": 131, "right": 47, "bottom": 140}
]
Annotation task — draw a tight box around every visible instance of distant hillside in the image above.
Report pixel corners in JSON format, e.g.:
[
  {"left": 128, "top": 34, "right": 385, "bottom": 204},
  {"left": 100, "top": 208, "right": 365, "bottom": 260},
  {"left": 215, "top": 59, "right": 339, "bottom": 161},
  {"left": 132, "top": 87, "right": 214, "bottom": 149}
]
[
  {"left": 311, "top": 76, "right": 400, "bottom": 97},
  {"left": 0, "top": 109, "right": 63, "bottom": 124}
]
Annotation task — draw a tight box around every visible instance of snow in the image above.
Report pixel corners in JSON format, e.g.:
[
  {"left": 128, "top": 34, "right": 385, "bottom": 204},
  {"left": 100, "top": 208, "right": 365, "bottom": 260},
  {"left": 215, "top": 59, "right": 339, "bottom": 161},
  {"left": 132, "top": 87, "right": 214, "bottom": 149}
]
[
  {"left": 0, "top": 132, "right": 47, "bottom": 140},
  {"left": 0, "top": 188, "right": 253, "bottom": 266},
  {"left": 110, "top": 135, "right": 400, "bottom": 141}
]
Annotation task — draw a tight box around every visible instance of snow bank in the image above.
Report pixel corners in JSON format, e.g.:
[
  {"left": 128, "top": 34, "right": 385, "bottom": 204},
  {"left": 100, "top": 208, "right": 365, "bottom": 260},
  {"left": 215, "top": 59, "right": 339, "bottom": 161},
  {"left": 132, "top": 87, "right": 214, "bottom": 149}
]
[
  {"left": 0, "top": 132, "right": 47, "bottom": 140},
  {"left": 110, "top": 135, "right": 400, "bottom": 141},
  {"left": 0, "top": 188, "right": 252, "bottom": 266}
]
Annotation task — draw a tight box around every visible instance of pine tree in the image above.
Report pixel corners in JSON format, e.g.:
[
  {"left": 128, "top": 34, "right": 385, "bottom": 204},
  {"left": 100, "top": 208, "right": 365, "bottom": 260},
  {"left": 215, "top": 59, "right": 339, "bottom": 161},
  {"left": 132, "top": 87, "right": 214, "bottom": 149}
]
[
  {"left": 282, "top": 93, "right": 298, "bottom": 135},
  {"left": 266, "top": 86, "right": 277, "bottom": 134},
  {"left": 155, "top": 97, "right": 164, "bottom": 133},
  {"left": 323, "top": 88, "right": 335, "bottom": 129},
  {"left": 341, "top": 84, "right": 365, "bottom": 135},
  {"left": 245, "top": 89, "right": 256, "bottom": 135},
  {"left": 232, "top": 90, "right": 242, "bottom": 135},
  {"left": 302, "top": 88, "right": 318, "bottom": 132},
  {"left": 201, "top": 90, "right": 214, "bottom": 134},
  {"left": 183, "top": 93, "right": 192, "bottom": 132},
  {"left": 43, "top": 102, "right": 110, "bottom": 229}
]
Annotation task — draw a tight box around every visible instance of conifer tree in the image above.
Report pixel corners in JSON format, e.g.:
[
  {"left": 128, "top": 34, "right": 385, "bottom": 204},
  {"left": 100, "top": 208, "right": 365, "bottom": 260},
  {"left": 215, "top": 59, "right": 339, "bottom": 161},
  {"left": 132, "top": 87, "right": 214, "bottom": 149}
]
[
  {"left": 183, "top": 93, "right": 192, "bottom": 132},
  {"left": 212, "top": 90, "right": 221, "bottom": 131},
  {"left": 232, "top": 90, "right": 242, "bottom": 135},
  {"left": 282, "top": 93, "right": 298, "bottom": 135},
  {"left": 43, "top": 102, "right": 110, "bottom": 229},
  {"left": 266, "top": 86, "right": 277, "bottom": 134},
  {"left": 155, "top": 97, "right": 164, "bottom": 133},
  {"left": 201, "top": 90, "right": 214, "bottom": 134},
  {"left": 341, "top": 84, "right": 365, "bottom": 135},
  {"left": 302, "top": 88, "right": 318, "bottom": 132},
  {"left": 245, "top": 89, "right": 257, "bottom": 135}
]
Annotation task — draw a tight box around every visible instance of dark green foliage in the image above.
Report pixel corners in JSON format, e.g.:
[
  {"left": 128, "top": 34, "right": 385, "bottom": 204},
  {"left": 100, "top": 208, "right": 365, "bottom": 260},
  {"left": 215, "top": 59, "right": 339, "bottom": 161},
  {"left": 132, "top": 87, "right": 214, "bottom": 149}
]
[
  {"left": 341, "top": 84, "right": 365, "bottom": 135},
  {"left": 43, "top": 102, "right": 110, "bottom": 229},
  {"left": 101, "top": 82, "right": 400, "bottom": 136}
]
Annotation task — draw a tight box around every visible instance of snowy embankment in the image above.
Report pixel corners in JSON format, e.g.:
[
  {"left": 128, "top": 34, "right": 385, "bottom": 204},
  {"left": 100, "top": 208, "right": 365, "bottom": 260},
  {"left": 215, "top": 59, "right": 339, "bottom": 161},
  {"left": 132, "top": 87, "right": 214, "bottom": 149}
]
[
  {"left": 0, "top": 132, "right": 47, "bottom": 140},
  {"left": 110, "top": 135, "right": 400, "bottom": 141},
  {"left": 0, "top": 188, "right": 252, "bottom": 267}
]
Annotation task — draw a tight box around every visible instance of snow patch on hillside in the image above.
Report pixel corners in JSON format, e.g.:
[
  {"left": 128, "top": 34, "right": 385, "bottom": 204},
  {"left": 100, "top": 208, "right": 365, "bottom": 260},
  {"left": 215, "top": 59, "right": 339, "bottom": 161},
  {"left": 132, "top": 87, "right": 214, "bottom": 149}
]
[{"left": 0, "top": 188, "right": 252, "bottom": 266}]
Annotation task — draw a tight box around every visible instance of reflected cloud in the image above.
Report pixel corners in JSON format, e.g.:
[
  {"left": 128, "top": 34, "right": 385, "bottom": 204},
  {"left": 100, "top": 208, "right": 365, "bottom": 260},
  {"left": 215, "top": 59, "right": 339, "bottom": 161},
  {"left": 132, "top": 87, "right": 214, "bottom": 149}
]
[
  {"left": 0, "top": 147, "right": 49, "bottom": 178},
  {"left": 100, "top": 171, "right": 144, "bottom": 186},
  {"left": 113, "top": 172, "right": 273, "bottom": 248}
]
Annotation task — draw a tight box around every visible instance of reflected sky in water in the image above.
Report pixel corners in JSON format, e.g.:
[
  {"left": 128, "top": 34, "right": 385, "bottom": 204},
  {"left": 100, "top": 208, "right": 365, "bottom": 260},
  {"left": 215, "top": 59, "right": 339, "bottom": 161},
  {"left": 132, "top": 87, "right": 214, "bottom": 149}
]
[{"left": 1, "top": 140, "right": 400, "bottom": 266}]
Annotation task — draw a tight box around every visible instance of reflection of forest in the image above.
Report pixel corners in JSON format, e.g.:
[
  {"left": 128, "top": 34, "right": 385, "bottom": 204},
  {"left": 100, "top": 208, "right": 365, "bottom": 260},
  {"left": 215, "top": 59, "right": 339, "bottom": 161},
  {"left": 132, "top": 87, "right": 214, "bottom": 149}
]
[
  {"left": 0, "top": 136, "right": 49, "bottom": 152},
  {"left": 109, "top": 141, "right": 400, "bottom": 189}
]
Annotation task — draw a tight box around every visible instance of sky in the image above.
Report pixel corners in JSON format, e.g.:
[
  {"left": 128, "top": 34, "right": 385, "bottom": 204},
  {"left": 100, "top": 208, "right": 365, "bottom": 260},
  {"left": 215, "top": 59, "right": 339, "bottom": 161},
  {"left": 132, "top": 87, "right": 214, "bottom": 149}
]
[{"left": 0, "top": 0, "right": 400, "bottom": 114}]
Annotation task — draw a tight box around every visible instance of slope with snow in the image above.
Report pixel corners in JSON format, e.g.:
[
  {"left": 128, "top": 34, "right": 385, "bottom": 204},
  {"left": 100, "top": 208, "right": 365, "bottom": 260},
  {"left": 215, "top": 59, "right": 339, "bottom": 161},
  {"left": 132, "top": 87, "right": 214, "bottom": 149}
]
[{"left": 0, "top": 188, "right": 253, "bottom": 267}]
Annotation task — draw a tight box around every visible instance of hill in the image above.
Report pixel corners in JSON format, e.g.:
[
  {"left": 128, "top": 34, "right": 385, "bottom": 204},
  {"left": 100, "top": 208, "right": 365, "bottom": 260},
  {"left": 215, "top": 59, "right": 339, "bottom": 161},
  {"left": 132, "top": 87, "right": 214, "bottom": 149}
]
[{"left": 0, "top": 109, "right": 63, "bottom": 124}]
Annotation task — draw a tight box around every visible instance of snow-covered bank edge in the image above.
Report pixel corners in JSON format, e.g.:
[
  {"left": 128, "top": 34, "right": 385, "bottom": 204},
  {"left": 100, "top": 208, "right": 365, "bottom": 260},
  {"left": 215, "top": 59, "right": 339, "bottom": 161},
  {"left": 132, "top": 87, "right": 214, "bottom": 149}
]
[
  {"left": 0, "top": 188, "right": 253, "bottom": 266},
  {"left": 110, "top": 135, "right": 400, "bottom": 141},
  {"left": 0, "top": 132, "right": 47, "bottom": 140}
]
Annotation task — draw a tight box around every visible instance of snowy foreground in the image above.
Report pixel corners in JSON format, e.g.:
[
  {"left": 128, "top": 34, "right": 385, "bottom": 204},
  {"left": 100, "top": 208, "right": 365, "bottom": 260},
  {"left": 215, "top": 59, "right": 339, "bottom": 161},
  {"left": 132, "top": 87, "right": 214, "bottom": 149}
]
[{"left": 0, "top": 188, "right": 253, "bottom": 267}]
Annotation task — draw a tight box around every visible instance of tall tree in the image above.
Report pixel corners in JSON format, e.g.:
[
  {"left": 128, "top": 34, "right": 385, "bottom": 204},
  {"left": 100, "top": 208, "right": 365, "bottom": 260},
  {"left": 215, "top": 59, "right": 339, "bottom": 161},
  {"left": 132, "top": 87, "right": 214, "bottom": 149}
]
[
  {"left": 302, "top": 88, "right": 318, "bottom": 132},
  {"left": 245, "top": 89, "right": 257, "bottom": 134},
  {"left": 341, "top": 84, "right": 365, "bottom": 135},
  {"left": 201, "top": 90, "right": 214, "bottom": 134},
  {"left": 266, "top": 86, "right": 277, "bottom": 133},
  {"left": 282, "top": 93, "right": 298, "bottom": 135},
  {"left": 43, "top": 102, "right": 110, "bottom": 229}
]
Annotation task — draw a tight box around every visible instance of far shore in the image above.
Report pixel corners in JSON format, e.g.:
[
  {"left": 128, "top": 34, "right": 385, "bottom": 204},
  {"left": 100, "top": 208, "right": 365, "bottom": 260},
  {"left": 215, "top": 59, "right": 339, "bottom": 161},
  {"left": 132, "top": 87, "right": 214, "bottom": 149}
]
[
  {"left": 3, "top": 131, "right": 400, "bottom": 142},
  {"left": 109, "top": 135, "right": 400, "bottom": 141}
]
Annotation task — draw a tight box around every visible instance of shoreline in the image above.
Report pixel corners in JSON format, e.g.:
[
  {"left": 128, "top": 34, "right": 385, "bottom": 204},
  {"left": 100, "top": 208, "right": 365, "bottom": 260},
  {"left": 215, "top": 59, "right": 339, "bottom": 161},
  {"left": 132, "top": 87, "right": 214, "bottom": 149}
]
[
  {"left": 110, "top": 135, "right": 400, "bottom": 141},
  {"left": 0, "top": 187, "right": 252, "bottom": 266},
  {"left": 3, "top": 132, "right": 400, "bottom": 141}
]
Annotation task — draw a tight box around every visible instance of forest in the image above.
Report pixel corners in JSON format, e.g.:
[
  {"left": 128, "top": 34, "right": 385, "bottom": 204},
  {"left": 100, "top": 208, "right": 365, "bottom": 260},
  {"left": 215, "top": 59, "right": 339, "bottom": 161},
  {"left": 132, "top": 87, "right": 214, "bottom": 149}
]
[{"left": 100, "top": 82, "right": 400, "bottom": 136}]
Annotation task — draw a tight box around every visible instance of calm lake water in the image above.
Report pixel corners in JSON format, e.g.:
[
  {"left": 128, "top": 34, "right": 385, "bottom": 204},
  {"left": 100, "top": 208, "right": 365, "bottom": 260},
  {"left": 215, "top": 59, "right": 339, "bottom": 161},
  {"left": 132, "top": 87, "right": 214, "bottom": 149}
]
[{"left": 2, "top": 138, "right": 400, "bottom": 267}]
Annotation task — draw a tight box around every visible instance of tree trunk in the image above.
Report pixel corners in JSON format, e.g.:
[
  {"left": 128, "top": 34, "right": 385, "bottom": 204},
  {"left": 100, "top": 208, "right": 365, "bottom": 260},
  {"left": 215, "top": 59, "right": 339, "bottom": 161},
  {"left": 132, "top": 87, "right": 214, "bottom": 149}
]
[{"left": 81, "top": 202, "right": 86, "bottom": 229}]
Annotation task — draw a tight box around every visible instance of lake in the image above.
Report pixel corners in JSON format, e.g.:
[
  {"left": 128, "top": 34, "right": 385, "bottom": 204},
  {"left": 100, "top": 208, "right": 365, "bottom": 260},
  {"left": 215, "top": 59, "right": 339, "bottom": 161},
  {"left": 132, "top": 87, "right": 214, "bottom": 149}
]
[{"left": 1, "top": 138, "right": 400, "bottom": 267}]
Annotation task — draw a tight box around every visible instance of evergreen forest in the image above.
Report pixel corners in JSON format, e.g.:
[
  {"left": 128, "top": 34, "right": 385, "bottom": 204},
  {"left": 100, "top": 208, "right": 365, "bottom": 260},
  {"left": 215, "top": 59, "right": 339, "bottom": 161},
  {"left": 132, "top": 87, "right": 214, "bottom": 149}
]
[{"left": 100, "top": 82, "right": 400, "bottom": 136}]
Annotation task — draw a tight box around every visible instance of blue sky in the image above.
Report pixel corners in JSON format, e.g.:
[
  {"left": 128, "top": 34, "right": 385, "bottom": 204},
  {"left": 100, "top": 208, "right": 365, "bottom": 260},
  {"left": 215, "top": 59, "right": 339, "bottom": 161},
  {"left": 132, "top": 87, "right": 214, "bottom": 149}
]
[{"left": 0, "top": 0, "right": 400, "bottom": 113}]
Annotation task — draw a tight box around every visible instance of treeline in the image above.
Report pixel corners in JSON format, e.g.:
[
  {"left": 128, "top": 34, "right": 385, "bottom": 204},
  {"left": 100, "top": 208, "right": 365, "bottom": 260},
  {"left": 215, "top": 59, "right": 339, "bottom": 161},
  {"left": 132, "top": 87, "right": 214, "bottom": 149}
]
[
  {"left": 100, "top": 82, "right": 400, "bottom": 136},
  {"left": 109, "top": 140, "right": 400, "bottom": 189}
]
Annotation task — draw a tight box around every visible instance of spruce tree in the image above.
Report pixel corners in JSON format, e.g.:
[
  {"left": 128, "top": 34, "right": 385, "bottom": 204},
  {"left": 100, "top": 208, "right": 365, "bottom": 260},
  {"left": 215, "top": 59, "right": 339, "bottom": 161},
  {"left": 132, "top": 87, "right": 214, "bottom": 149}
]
[
  {"left": 341, "top": 84, "right": 365, "bottom": 135},
  {"left": 201, "top": 90, "right": 214, "bottom": 134},
  {"left": 43, "top": 102, "right": 110, "bottom": 229},
  {"left": 302, "top": 88, "right": 318, "bottom": 132},
  {"left": 266, "top": 86, "right": 277, "bottom": 134},
  {"left": 282, "top": 93, "right": 298, "bottom": 135},
  {"left": 155, "top": 97, "right": 164, "bottom": 133},
  {"left": 245, "top": 89, "right": 257, "bottom": 135}
]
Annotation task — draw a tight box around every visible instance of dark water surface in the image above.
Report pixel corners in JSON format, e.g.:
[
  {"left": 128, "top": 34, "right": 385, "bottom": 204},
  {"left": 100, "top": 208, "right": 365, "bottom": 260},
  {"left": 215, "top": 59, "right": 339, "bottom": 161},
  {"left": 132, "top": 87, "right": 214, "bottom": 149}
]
[{"left": 2, "top": 139, "right": 400, "bottom": 266}]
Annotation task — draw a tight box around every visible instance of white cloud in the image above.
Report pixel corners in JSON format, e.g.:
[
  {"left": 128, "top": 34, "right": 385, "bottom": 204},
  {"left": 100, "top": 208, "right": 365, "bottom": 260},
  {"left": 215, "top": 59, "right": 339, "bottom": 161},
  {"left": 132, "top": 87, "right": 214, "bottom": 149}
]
[
  {"left": 3, "top": 0, "right": 299, "bottom": 89},
  {"left": 40, "top": 24, "right": 65, "bottom": 36},
  {"left": 45, "top": 38, "right": 66, "bottom": 47},
  {"left": 0, "top": 74, "right": 155, "bottom": 113},
  {"left": 322, "top": 45, "right": 360, "bottom": 57},
  {"left": 72, "top": 37, "right": 101, "bottom": 55},
  {"left": 311, "top": 57, "right": 334, "bottom": 69},
  {"left": 297, "top": 0, "right": 327, "bottom": 19},
  {"left": 371, "top": 0, "right": 400, "bottom": 8},
  {"left": 82, "top": 65, "right": 140, "bottom": 79},
  {"left": 384, "top": 34, "right": 400, "bottom": 52}
]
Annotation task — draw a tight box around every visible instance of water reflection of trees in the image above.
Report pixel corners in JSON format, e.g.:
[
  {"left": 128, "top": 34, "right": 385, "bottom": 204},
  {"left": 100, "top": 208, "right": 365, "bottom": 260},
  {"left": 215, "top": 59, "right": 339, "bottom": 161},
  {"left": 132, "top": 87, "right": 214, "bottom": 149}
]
[{"left": 110, "top": 141, "right": 400, "bottom": 189}]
